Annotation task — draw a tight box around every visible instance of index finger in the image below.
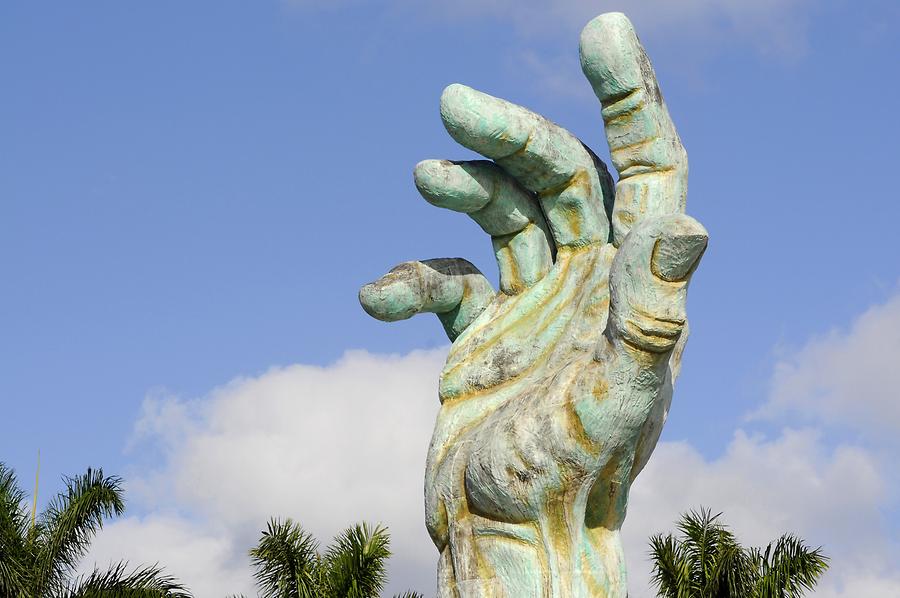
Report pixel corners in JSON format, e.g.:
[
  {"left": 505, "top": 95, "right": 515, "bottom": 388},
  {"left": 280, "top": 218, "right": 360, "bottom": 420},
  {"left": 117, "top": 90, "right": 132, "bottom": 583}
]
[
  {"left": 440, "top": 84, "right": 613, "bottom": 248},
  {"left": 580, "top": 13, "right": 688, "bottom": 246}
]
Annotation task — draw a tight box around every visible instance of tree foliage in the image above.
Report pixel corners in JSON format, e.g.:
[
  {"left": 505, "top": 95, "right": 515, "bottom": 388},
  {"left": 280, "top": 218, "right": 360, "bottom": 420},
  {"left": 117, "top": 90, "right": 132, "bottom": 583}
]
[
  {"left": 649, "top": 508, "right": 828, "bottom": 598},
  {"left": 0, "top": 462, "right": 189, "bottom": 598},
  {"left": 247, "top": 518, "right": 420, "bottom": 598}
]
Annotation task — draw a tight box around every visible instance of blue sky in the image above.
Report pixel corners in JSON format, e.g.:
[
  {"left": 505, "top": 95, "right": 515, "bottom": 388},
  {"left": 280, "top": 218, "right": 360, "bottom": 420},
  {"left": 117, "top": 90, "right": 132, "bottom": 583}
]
[{"left": 2, "top": 1, "right": 899, "bottom": 596}]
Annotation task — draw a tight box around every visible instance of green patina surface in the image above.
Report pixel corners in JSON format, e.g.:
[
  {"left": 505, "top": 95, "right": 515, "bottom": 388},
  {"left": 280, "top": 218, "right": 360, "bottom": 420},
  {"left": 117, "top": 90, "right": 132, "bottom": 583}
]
[{"left": 359, "top": 12, "right": 706, "bottom": 598}]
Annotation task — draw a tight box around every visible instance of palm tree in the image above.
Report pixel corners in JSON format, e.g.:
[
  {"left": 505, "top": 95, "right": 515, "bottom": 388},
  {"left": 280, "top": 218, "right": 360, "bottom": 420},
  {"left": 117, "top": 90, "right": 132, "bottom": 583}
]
[
  {"left": 247, "top": 517, "right": 421, "bottom": 598},
  {"left": 0, "top": 461, "right": 189, "bottom": 597},
  {"left": 747, "top": 534, "right": 831, "bottom": 598},
  {"left": 649, "top": 508, "right": 828, "bottom": 598}
]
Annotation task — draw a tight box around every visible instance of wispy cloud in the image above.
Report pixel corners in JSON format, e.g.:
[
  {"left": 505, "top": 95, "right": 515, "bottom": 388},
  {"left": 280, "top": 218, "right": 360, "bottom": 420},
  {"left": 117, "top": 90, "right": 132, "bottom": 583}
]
[
  {"left": 754, "top": 288, "right": 900, "bottom": 438},
  {"left": 421, "top": 0, "right": 814, "bottom": 50},
  {"left": 284, "top": 0, "right": 818, "bottom": 58},
  {"left": 283, "top": 0, "right": 820, "bottom": 110}
]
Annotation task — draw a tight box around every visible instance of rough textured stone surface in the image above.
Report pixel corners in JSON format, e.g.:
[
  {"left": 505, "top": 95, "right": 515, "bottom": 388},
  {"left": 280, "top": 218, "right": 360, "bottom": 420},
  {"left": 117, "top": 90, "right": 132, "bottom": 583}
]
[{"left": 359, "top": 12, "right": 706, "bottom": 597}]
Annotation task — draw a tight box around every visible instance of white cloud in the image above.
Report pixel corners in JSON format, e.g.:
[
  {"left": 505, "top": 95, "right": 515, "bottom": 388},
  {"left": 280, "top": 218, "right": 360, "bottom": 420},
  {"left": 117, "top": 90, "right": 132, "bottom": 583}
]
[
  {"left": 495, "top": 0, "right": 816, "bottom": 103},
  {"left": 435, "top": 0, "right": 807, "bottom": 39},
  {"left": 814, "top": 573, "right": 900, "bottom": 598},
  {"left": 85, "top": 348, "right": 448, "bottom": 597},
  {"left": 284, "top": 0, "right": 816, "bottom": 58},
  {"left": 85, "top": 515, "right": 249, "bottom": 597},
  {"left": 625, "top": 429, "right": 899, "bottom": 597},
  {"left": 757, "top": 290, "right": 900, "bottom": 437},
  {"left": 284, "top": 1, "right": 819, "bottom": 120},
  {"left": 400, "top": 0, "right": 816, "bottom": 60},
  {"left": 84, "top": 328, "right": 900, "bottom": 596}
]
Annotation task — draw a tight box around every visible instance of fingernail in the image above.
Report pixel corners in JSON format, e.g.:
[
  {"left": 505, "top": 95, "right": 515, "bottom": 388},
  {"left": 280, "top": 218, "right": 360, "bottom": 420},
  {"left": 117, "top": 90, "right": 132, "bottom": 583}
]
[{"left": 651, "top": 223, "right": 708, "bottom": 282}]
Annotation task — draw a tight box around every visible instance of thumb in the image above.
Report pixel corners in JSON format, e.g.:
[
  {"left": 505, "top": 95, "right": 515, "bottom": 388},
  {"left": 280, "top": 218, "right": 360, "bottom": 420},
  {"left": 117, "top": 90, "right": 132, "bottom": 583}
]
[{"left": 605, "top": 214, "right": 707, "bottom": 357}]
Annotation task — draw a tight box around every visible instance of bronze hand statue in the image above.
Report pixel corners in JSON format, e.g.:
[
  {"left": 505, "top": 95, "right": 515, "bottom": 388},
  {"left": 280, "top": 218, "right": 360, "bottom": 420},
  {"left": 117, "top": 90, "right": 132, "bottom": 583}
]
[{"left": 360, "top": 13, "right": 707, "bottom": 597}]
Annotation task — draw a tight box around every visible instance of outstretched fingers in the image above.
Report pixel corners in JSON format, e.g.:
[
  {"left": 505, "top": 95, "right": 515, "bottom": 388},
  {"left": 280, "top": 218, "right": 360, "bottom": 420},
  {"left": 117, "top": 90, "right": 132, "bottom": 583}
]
[
  {"left": 359, "top": 258, "right": 494, "bottom": 341},
  {"left": 439, "top": 84, "right": 614, "bottom": 248},
  {"left": 414, "top": 160, "right": 554, "bottom": 294},
  {"left": 580, "top": 13, "right": 688, "bottom": 246}
]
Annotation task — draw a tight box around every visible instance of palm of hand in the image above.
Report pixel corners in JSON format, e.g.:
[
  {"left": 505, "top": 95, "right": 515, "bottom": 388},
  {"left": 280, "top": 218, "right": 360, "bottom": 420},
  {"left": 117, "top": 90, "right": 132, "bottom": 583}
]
[{"left": 360, "top": 13, "right": 707, "bottom": 598}]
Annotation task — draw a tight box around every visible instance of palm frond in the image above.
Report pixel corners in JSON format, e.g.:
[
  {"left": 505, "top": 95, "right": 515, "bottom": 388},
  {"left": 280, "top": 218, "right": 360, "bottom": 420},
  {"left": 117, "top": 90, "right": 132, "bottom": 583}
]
[
  {"left": 33, "top": 467, "right": 125, "bottom": 595},
  {"left": 710, "top": 538, "right": 755, "bottom": 597},
  {"left": 675, "top": 507, "right": 725, "bottom": 594},
  {"left": 63, "top": 561, "right": 191, "bottom": 598},
  {"left": 249, "top": 517, "right": 321, "bottom": 598},
  {"left": 753, "top": 534, "right": 829, "bottom": 598},
  {"left": 651, "top": 509, "right": 829, "bottom": 598},
  {"left": 0, "top": 462, "right": 31, "bottom": 595},
  {"left": 649, "top": 532, "right": 691, "bottom": 598},
  {"left": 323, "top": 522, "right": 391, "bottom": 598},
  {"left": 392, "top": 592, "right": 423, "bottom": 598}
]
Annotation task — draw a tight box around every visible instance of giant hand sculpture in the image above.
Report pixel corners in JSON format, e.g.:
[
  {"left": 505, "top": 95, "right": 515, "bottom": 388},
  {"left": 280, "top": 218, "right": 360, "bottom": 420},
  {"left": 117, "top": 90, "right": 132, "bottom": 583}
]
[{"left": 359, "top": 13, "right": 707, "bottom": 598}]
